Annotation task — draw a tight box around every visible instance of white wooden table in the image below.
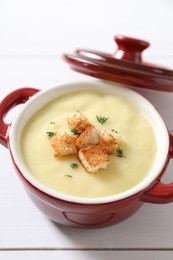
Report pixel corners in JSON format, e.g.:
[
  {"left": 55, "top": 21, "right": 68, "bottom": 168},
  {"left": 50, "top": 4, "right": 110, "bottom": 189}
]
[{"left": 1, "top": 1, "right": 173, "bottom": 259}]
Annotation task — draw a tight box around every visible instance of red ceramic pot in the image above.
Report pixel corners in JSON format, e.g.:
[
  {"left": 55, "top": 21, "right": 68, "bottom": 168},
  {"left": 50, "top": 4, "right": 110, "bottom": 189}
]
[{"left": 1, "top": 81, "right": 173, "bottom": 228}]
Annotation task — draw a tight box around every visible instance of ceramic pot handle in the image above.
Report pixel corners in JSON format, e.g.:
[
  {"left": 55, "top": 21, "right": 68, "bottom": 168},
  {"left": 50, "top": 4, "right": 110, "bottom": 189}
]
[
  {"left": 141, "top": 133, "right": 173, "bottom": 204},
  {"left": 114, "top": 35, "right": 150, "bottom": 63},
  {"left": 0, "top": 88, "right": 39, "bottom": 148}
]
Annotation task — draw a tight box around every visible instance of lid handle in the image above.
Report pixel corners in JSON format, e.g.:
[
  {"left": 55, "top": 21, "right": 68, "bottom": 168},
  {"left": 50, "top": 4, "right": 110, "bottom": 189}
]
[{"left": 114, "top": 35, "right": 150, "bottom": 63}]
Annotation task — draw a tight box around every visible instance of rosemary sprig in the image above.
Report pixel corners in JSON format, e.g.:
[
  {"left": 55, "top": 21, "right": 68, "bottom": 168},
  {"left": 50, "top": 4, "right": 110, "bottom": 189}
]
[
  {"left": 96, "top": 115, "right": 109, "bottom": 125},
  {"left": 70, "top": 162, "right": 79, "bottom": 169},
  {"left": 46, "top": 131, "right": 57, "bottom": 139},
  {"left": 70, "top": 128, "right": 81, "bottom": 135},
  {"left": 116, "top": 148, "right": 126, "bottom": 158}
]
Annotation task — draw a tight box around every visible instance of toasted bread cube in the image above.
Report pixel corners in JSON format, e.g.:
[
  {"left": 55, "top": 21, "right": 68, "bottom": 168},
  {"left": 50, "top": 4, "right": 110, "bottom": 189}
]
[
  {"left": 49, "top": 132, "right": 77, "bottom": 157},
  {"left": 78, "top": 145, "right": 109, "bottom": 174},
  {"left": 67, "top": 112, "right": 91, "bottom": 132},
  {"left": 75, "top": 126, "right": 99, "bottom": 149},
  {"left": 99, "top": 130, "right": 121, "bottom": 154}
]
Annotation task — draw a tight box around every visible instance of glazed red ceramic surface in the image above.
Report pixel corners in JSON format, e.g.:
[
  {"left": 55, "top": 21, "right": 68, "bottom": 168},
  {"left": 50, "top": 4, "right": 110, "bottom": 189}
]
[
  {"left": 1, "top": 80, "right": 173, "bottom": 228},
  {"left": 63, "top": 35, "right": 173, "bottom": 92}
]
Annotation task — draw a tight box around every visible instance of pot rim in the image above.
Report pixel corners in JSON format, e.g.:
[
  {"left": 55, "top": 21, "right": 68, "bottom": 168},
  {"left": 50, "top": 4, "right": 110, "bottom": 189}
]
[{"left": 9, "top": 80, "right": 169, "bottom": 204}]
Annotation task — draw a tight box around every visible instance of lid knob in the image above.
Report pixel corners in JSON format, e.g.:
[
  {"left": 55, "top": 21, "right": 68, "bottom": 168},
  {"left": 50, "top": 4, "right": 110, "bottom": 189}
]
[{"left": 114, "top": 35, "right": 150, "bottom": 63}]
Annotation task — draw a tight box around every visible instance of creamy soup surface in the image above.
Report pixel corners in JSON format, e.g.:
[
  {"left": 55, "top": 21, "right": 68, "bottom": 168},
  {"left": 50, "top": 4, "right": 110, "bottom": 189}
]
[{"left": 21, "top": 90, "right": 157, "bottom": 198}]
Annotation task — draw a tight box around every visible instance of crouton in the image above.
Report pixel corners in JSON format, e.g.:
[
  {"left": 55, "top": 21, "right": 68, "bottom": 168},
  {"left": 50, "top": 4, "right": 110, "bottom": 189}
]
[
  {"left": 50, "top": 132, "right": 77, "bottom": 157},
  {"left": 67, "top": 112, "right": 91, "bottom": 132},
  {"left": 99, "top": 130, "right": 121, "bottom": 154},
  {"left": 75, "top": 125, "right": 99, "bottom": 149},
  {"left": 78, "top": 145, "right": 109, "bottom": 174}
]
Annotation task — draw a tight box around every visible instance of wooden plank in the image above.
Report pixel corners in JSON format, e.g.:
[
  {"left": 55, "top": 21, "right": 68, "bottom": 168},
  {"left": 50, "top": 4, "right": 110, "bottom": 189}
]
[{"left": 1, "top": 250, "right": 173, "bottom": 260}]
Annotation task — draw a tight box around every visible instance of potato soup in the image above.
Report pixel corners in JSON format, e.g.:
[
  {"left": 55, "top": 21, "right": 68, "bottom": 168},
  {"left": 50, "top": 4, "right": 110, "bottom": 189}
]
[{"left": 21, "top": 90, "right": 156, "bottom": 198}]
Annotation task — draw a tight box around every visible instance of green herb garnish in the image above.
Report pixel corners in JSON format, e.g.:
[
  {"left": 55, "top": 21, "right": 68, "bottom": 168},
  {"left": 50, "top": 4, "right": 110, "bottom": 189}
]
[
  {"left": 96, "top": 115, "right": 109, "bottom": 125},
  {"left": 111, "top": 129, "right": 118, "bottom": 133},
  {"left": 46, "top": 131, "right": 57, "bottom": 138},
  {"left": 50, "top": 121, "right": 56, "bottom": 124},
  {"left": 116, "top": 148, "right": 126, "bottom": 158},
  {"left": 70, "top": 162, "right": 79, "bottom": 169},
  {"left": 65, "top": 174, "right": 72, "bottom": 178},
  {"left": 70, "top": 128, "right": 81, "bottom": 135}
]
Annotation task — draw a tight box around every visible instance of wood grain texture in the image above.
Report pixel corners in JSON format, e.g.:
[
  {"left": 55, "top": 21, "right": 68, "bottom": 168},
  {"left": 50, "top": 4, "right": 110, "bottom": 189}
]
[{"left": 1, "top": 251, "right": 173, "bottom": 260}]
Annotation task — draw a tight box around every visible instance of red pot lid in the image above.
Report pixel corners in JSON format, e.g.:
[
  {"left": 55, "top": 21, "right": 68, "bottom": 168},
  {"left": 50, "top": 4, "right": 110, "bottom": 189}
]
[{"left": 63, "top": 35, "right": 173, "bottom": 92}]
